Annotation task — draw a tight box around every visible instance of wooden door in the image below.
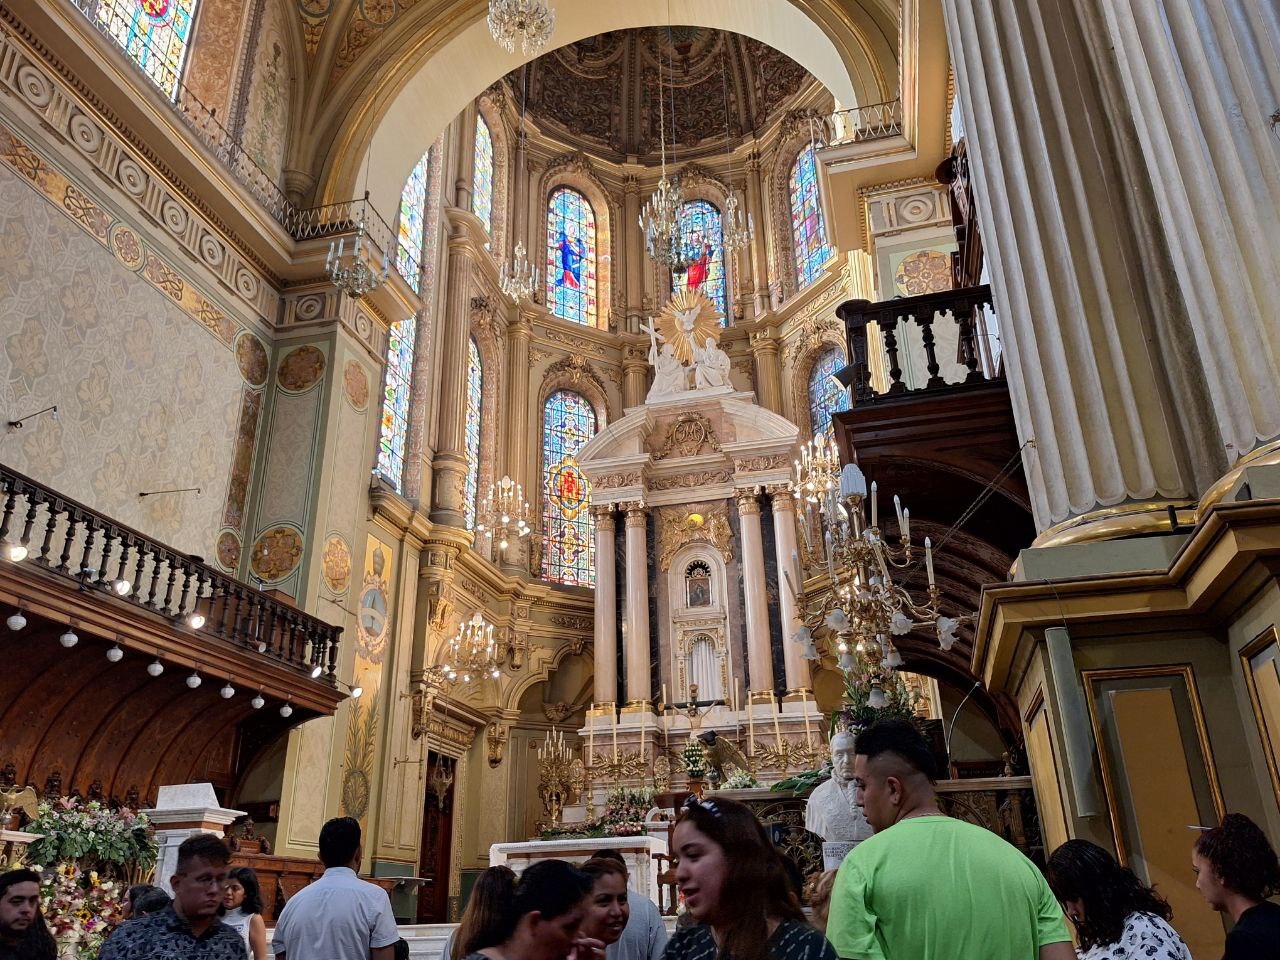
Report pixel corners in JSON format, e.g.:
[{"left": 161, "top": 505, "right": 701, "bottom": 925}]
[{"left": 417, "top": 752, "right": 456, "bottom": 922}]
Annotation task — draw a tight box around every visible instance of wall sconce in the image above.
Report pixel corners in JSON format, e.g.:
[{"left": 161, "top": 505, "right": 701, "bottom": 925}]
[
  {"left": 138, "top": 486, "right": 202, "bottom": 499},
  {"left": 6, "top": 405, "right": 57, "bottom": 431}
]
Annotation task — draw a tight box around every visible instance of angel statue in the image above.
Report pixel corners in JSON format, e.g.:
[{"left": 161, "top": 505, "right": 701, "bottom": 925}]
[{"left": 693, "top": 336, "right": 732, "bottom": 390}]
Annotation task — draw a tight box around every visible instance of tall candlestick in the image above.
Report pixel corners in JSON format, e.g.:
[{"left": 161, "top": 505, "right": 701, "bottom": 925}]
[
  {"left": 870, "top": 481, "right": 878, "bottom": 529},
  {"left": 748, "top": 694, "right": 756, "bottom": 757},
  {"left": 801, "top": 690, "right": 812, "bottom": 749},
  {"left": 612, "top": 708, "right": 619, "bottom": 763},
  {"left": 771, "top": 695, "right": 783, "bottom": 752},
  {"left": 588, "top": 703, "right": 595, "bottom": 768},
  {"left": 925, "top": 537, "right": 935, "bottom": 587},
  {"left": 663, "top": 683, "right": 669, "bottom": 709}
]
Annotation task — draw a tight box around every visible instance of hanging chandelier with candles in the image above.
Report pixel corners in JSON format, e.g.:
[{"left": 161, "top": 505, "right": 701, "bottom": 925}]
[
  {"left": 720, "top": 193, "right": 754, "bottom": 255},
  {"left": 487, "top": 0, "right": 555, "bottom": 56},
  {"left": 500, "top": 241, "right": 539, "bottom": 302},
  {"left": 326, "top": 216, "right": 390, "bottom": 300},
  {"left": 476, "top": 475, "right": 533, "bottom": 553},
  {"left": 441, "top": 612, "right": 502, "bottom": 684}
]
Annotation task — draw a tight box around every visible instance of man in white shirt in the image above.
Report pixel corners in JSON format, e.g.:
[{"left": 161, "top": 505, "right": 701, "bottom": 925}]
[
  {"left": 272, "top": 817, "right": 400, "bottom": 960},
  {"left": 590, "top": 849, "right": 667, "bottom": 960}
]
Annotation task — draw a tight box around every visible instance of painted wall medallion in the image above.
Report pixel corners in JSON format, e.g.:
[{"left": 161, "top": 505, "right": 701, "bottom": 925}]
[
  {"left": 277, "top": 345, "right": 326, "bottom": 391},
  {"left": 321, "top": 533, "right": 352, "bottom": 594},
  {"left": 236, "top": 332, "right": 269, "bottom": 387},
  {"left": 356, "top": 545, "right": 390, "bottom": 664},
  {"left": 343, "top": 359, "right": 369, "bottom": 410},
  {"left": 250, "top": 525, "right": 304, "bottom": 581},
  {"left": 894, "top": 249, "right": 952, "bottom": 296},
  {"left": 216, "top": 530, "right": 241, "bottom": 572}
]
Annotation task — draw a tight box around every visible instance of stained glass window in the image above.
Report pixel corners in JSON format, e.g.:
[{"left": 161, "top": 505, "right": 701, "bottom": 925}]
[
  {"left": 541, "top": 390, "right": 597, "bottom": 586},
  {"left": 808, "top": 347, "right": 850, "bottom": 437},
  {"left": 397, "top": 150, "right": 429, "bottom": 291},
  {"left": 790, "top": 144, "right": 834, "bottom": 288},
  {"left": 463, "top": 338, "right": 483, "bottom": 530},
  {"left": 94, "top": 0, "right": 199, "bottom": 101},
  {"left": 545, "top": 188, "right": 598, "bottom": 326},
  {"left": 674, "top": 200, "right": 728, "bottom": 324},
  {"left": 473, "top": 115, "right": 494, "bottom": 234},
  {"left": 377, "top": 317, "right": 416, "bottom": 491}
]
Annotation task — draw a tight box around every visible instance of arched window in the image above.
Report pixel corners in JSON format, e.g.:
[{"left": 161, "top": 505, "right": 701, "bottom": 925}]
[
  {"left": 472, "top": 115, "right": 494, "bottom": 234},
  {"left": 545, "top": 188, "right": 598, "bottom": 326},
  {"left": 94, "top": 0, "right": 199, "bottom": 100},
  {"left": 790, "top": 143, "right": 834, "bottom": 288},
  {"left": 463, "top": 338, "right": 483, "bottom": 530},
  {"left": 541, "top": 390, "right": 597, "bottom": 586},
  {"left": 674, "top": 200, "right": 728, "bottom": 324},
  {"left": 397, "top": 149, "right": 430, "bottom": 291},
  {"left": 377, "top": 317, "right": 416, "bottom": 491},
  {"left": 685, "top": 560, "right": 712, "bottom": 607},
  {"left": 808, "top": 347, "right": 850, "bottom": 437}
]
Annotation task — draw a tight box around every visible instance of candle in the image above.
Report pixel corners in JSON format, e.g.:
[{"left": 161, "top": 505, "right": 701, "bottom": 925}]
[
  {"left": 870, "top": 481, "right": 878, "bottom": 529},
  {"left": 771, "top": 695, "right": 784, "bottom": 752},
  {"left": 925, "top": 537, "right": 935, "bottom": 587},
  {"left": 663, "top": 683, "right": 669, "bottom": 709},
  {"left": 588, "top": 702, "right": 595, "bottom": 768},
  {"left": 801, "top": 690, "right": 812, "bottom": 749},
  {"left": 903, "top": 507, "right": 911, "bottom": 541},
  {"left": 748, "top": 693, "right": 755, "bottom": 757},
  {"left": 612, "top": 708, "right": 619, "bottom": 763}
]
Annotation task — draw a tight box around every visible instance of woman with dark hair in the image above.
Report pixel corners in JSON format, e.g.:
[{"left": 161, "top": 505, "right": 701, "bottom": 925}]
[
  {"left": 222, "top": 865, "right": 268, "bottom": 960},
  {"left": 1193, "top": 813, "right": 1280, "bottom": 959},
  {"left": 578, "top": 858, "right": 630, "bottom": 956},
  {"left": 666, "top": 796, "right": 835, "bottom": 960},
  {"left": 446, "top": 866, "right": 518, "bottom": 960},
  {"left": 1045, "top": 840, "right": 1190, "bottom": 959},
  {"left": 465, "top": 859, "right": 599, "bottom": 960}
]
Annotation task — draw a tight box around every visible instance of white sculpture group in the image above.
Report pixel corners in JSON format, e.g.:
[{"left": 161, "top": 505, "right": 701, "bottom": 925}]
[{"left": 643, "top": 323, "right": 732, "bottom": 401}]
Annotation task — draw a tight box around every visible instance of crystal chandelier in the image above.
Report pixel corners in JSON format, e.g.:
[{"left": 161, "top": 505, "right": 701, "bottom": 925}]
[
  {"left": 487, "top": 0, "right": 555, "bottom": 56},
  {"left": 788, "top": 454, "right": 966, "bottom": 705},
  {"left": 500, "top": 241, "right": 539, "bottom": 302},
  {"left": 326, "top": 217, "right": 389, "bottom": 300},
  {"left": 476, "top": 475, "right": 533, "bottom": 552},
  {"left": 720, "top": 193, "right": 754, "bottom": 255},
  {"left": 639, "top": 174, "right": 695, "bottom": 274},
  {"left": 441, "top": 612, "right": 501, "bottom": 683}
]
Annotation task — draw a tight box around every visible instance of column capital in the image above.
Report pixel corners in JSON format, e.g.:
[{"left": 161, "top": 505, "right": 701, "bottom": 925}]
[
  {"left": 766, "top": 484, "right": 795, "bottom": 509},
  {"left": 591, "top": 503, "right": 616, "bottom": 520},
  {"left": 623, "top": 502, "right": 648, "bottom": 526},
  {"left": 735, "top": 489, "right": 761, "bottom": 515},
  {"left": 749, "top": 328, "right": 780, "bottom": 353},
  {"left": 511, "top": 313, "right": 534, "bottom": 339}
]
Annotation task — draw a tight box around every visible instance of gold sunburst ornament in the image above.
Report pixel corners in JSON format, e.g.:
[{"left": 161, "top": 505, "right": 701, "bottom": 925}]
[{"left": 656, "top": 288, "right": 722, "bottom": 365}]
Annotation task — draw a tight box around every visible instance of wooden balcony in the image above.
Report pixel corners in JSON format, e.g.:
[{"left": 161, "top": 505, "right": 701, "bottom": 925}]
[{"left": 0, "top": 464, "right": 344, "bottom": 809}]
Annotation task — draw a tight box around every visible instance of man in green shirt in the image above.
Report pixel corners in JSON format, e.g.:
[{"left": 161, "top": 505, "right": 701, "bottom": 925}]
[{"left": 825, "top": 719, "right": 1074, "bottom": 960}]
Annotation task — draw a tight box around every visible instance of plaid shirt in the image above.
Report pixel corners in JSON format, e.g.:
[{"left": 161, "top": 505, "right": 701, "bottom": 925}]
[{"left": 99, "top": 906, "right": 248, "bottom": 960}]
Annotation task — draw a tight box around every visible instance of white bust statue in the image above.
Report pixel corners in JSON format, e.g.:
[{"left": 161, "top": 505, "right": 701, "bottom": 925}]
[
  {"left": 693, "top": 336, "right": 732, "bottom": 390},
  {"left": 805, "top": 731, "right": 873, "bottom": 865}
]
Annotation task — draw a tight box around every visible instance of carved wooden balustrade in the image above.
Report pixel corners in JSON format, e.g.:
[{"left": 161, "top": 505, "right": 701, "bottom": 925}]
[{"left": 0, "top": 464, "right": 341, "bottom": 680}]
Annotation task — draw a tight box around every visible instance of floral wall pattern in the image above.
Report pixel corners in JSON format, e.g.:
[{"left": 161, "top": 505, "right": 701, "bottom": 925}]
[{"left": 240, "top": 0, "right": 292, "bottom": 183}]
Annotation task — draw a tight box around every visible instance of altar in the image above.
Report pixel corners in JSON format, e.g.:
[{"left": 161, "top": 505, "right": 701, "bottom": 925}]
[{"left": 489, "top": 836, "right": 667, "bottom": 905}]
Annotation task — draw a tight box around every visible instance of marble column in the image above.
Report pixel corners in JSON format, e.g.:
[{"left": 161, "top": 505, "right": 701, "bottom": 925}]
[
  {"left": 623, "top": 503, "right": 651, "bottom": 706},
  {"left": 501, "top": 313, "right": 535, "bottom": 574},
  {"left": 429, "top": 232, "right": 475, "bottom": 526},
  {"left": 622, "top": 341, "right": 649, "bottom": 409},
  {"left": 592, "top": 504, "right": 618, "bottom": 707},
  {"left": 736, "top": 490, "right": 774, "bottom": 694},
  {"left": 940, "top": 0, "right": 1253, "bottom": 537},
  {"left": 750, "top": 328, "right": 784, "bottom": 414},
  {"left": 768, "top": 486, "right": 808, "bottom": 693}
]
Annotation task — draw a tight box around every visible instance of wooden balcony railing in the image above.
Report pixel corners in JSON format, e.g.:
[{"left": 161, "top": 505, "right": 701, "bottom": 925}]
[
  {"left": 836, "top": 284, "right": 998, "bottom": 404},
  {"left": 0, "top": 464, "right": 341, "bottom": 681}
]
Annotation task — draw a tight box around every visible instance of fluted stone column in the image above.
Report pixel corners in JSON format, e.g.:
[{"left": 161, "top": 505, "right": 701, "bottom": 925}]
[
  {"left": 940, "top": 0, "right": 1272, "bottom": 536},
  {"left": 622, "top": 341, "right": 649, "bottom": 410},
  {"left": 768, "top": 486, "right": 808, "bottom": 693},
  {"left": 429, "top": 231, "right": 475, "bottom": 526},
  {"left": 750, "top": 328, "right": 784, "bottom": 414},
  {"left": 501, "top": 312, "right": 534, "bottom": 574},
  {"left": 744, "top": 153, "right": 770, "bottom": 315},
  {"left": 454, "top": 105, "right": 478, "bottom": 211},
  {"left": 623, "top": 503, "right": 651, "bottom": 705},
  {"left": 736, "top": 490, "right": 774, "bottom": 694},
  {"left": 592, "top": 504, "right": 618, "bottom": 707},
  {"left": 624, "top": 176, "right": 644, "bottom": 334}
]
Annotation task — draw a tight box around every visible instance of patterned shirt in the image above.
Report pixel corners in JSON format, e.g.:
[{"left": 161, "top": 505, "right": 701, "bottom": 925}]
[
  {"left": 663, "top": 921, "right": 835, "bottom": 960},
  {"left": 1077, "top": 912, "right": 1192, "bottom": 960},
  {"left": 100, "top": 906, "right": 248, "bottom": 960}
]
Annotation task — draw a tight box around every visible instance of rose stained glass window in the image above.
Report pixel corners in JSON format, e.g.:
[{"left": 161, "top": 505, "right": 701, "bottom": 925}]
[
  {"left": 545, "top": 188, "right": 598, "bottom": 326},
  {"left": 790, "top": 143, "right": 834, "bottom": 288},
  {"left": 397, "top": 150, "right": 430, "bottom": 291},
  {"left": 674, "top": 200, "right": 728, "bottom": 324},
  {"left": 463, "top": 338, "right": 483, "bottom": 530},
  {"left": 94, "top": 0, "right": 199, "bottom": 101},
  {"left": 473, "top": 115, "right": 494, "bottom": 234},
  {"left": 808, "top": 347, "right": 850, "bottom": 436},
  {"left": 541, "top": 390, "right": 597, "bottom": 586},
  {"left": 377, "top": 317, "right": 416, "bottom": 491}
]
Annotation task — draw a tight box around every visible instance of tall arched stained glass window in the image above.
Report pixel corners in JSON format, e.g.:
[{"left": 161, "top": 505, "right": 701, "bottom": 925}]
[
  {"left": 463, "top": 338, "right": 483, "bottom": 530},
  {"left": 397, "top": 150, "right": 430, "bottom": 291},
  {"left": 94, "top": 0, "right": 199, "bottom": 100},
  {"left": 472, "top": 115, "right": 494, "bottom": 234},
  {"left": 377, "top": 318, "right": 416, "bottom": 491},
  {"left": 790, "top": 144, "right": 834, "bottom": 288},
  {"left": 541, "top": 390, "right": 597, "bottom": 586},
  {"left": 674, "top": 200, "right": 728, "bottom": 324},
  {"left": 545, "top": 188, "right": 598, "bottom": 326},
  {"left": 808, "top": 347, "right": 850, "bottom": 437}
]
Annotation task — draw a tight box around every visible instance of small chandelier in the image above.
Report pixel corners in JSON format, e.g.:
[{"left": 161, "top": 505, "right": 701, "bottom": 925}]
[
  {"left": 640, "top": 175, "right": 697, "bottom": 274},
  {"left": 476, "top": 475, "right": 533, "bottom": 552},
  {"left": 326, "top": 218, "right": 389, "bottom": 300},
  {"left": 720, "top": 193, "right": 754, "bottom": 255},
  {"left": 500, "top": 241, "right": 540, "bottom": 302},
  {"left": 791, "top": 432, "right": 840, "bottom": 506},
  {"left": 442, "top": 613, "right": 501, "bottom": 684},
  {"left": 487, "top": 0, "right": 555, "bottom": 56}
]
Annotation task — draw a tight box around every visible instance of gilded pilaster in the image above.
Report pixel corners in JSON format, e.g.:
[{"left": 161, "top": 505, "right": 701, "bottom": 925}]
[
  {"left": 750, "top": 327, "right": 784, "bottom": 414},
  {"left": 429, "top": 231, "right": 476, "bottom": 527},
  {"left": 621, "top": 340, "right": 649, "bottom": 410},
  {"left": 501, "top": 312, "right": 534, "bottom": 575}
]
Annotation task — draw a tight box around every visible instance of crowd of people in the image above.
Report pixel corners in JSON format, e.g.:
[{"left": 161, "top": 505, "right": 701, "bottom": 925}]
[{"left": 0, "top": 720, "right": 1277, "bottom": 960}]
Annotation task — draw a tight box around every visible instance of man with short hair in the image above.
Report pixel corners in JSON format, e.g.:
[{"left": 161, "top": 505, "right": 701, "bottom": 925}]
[
  {"left": 826, "top": 719, "right": 1074, "bottom": 960},
  {"left": 590, "top": 849, "right": 667, "bottom": 960},
  {"left": 271, "top": 816, "right": 399, "bottom": 960},
  {"left": 0, "top": 868, "right": 55, "bottom": 960},
  {"left": 100, "top": 833, "right": 247, "bottom": 959}
]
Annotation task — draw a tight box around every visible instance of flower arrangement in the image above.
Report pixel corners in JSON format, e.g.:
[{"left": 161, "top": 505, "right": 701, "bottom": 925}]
[
  {"left": 679, "top": 740, "right": 707, "bottom": 779},
  {"left": 37, "top": 861, "right": 124, "bottom": 960},
  {"left": 24, "top": 799, "right": 156, "bottom": 878},
  {"left": 720, "top": 768, "right": 759, "bottom": 790},
  {"left": 840, "top": 667, "right": 919, "bottom": 729},
  {"left": 771, "top": 757, "right": 832, "bottom": 794}
]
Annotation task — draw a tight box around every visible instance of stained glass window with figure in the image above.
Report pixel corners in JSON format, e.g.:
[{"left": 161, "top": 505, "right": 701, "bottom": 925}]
[
  {"left": 463, "top": 338, "right": 483, "bottom": 530},
  {"left": 473, "top": 115, "right": 494, "bottom": 234},
  {"left": 674, "top": 200, "right": 728, "bottom": 324},
  {"left": 807, "top": 347, "right": 850, "bottom": 437},
  {"left": 545, "top": 188, "right": 598, "bottom": 326},
  {"left": 94, "top": 0, "right": 199, "bottom": 100},
  {"left": 397, "top": 150, "right": 429, "bottom": 291},
  {"left": 541, "top": 390, "right": 597, "bottom": 586},
  {"left": 377, "top": 318, "right": 416, "bottom": 491},
  {"left": 790, "top": 143, "right": 834, "bottom": 288}
]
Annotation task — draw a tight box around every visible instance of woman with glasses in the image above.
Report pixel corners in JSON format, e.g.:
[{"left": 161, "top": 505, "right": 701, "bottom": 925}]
[{"left": 667, "top": 796, "right": 835, "bottom": 960}]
